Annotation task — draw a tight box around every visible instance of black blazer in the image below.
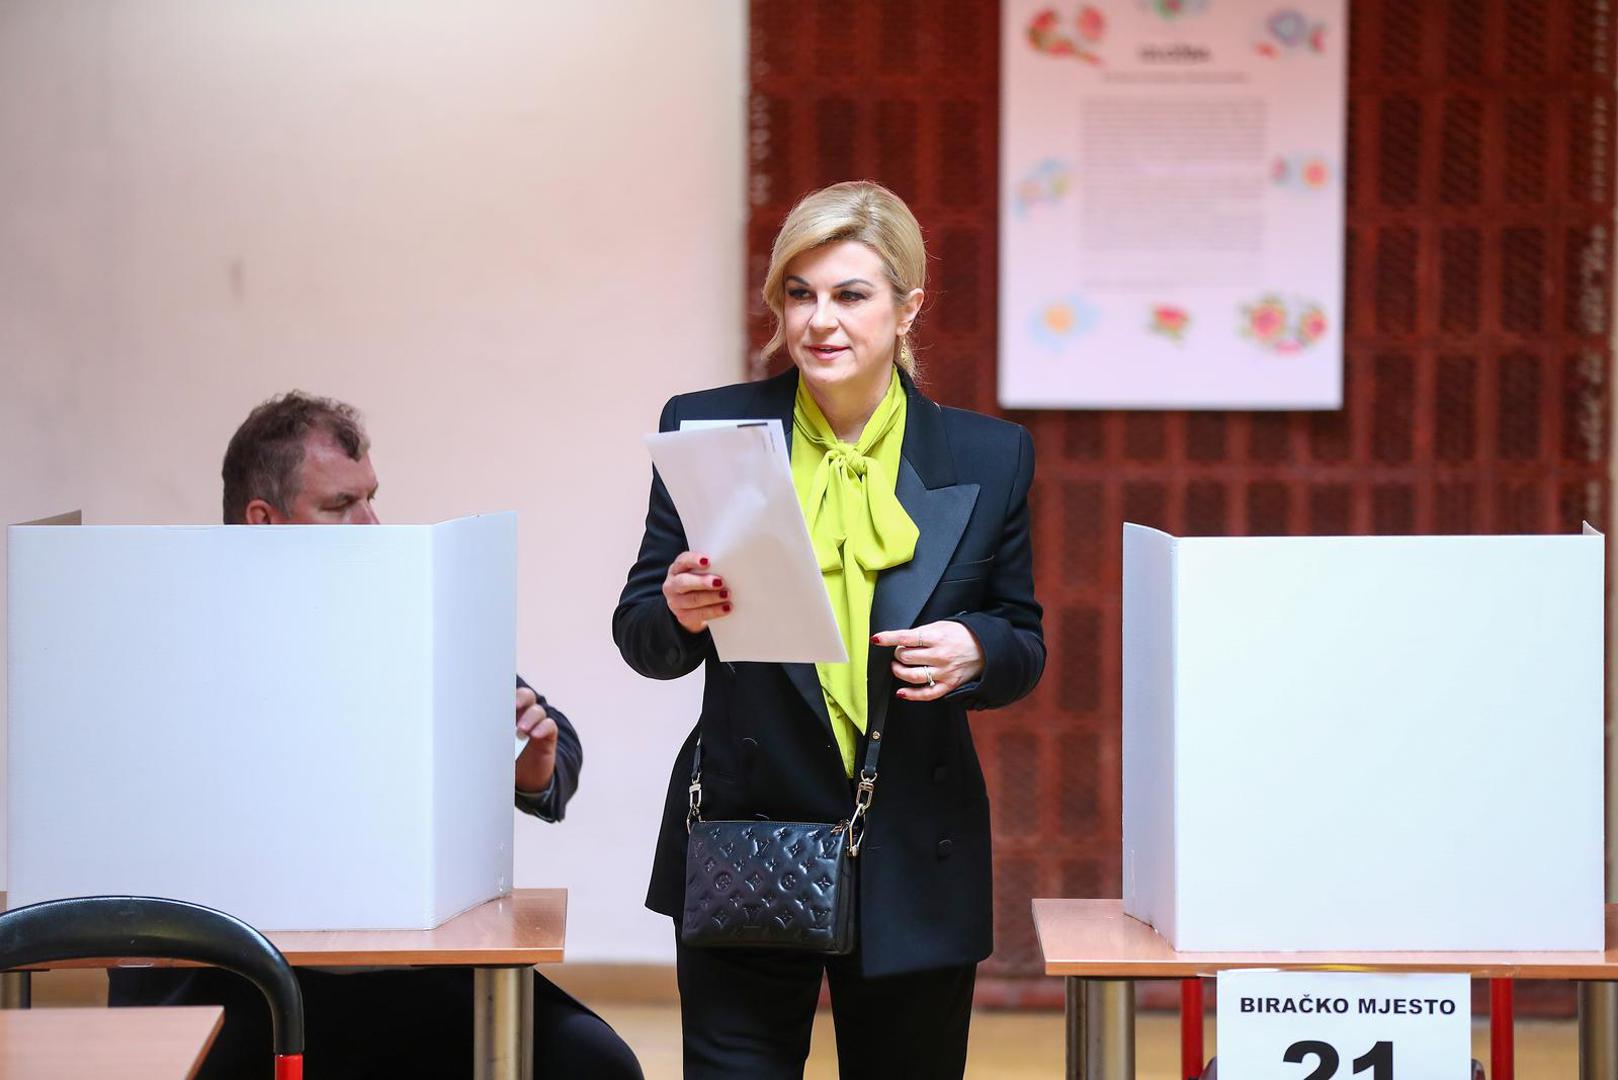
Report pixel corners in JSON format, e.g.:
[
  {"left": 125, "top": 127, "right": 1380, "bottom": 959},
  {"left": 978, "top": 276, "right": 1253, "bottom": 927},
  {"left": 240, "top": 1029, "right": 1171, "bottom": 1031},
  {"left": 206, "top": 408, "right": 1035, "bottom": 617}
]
[{"left": 613, "top": 368, "right": 1045, "bottom": 977}]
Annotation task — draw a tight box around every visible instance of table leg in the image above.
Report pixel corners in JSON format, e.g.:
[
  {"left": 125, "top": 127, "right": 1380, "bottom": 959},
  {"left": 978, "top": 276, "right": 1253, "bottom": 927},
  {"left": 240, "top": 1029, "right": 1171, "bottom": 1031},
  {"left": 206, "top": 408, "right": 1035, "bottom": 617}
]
[
  {"left": 1066, "top": 977, "right": 1083, "bottom": 1080},
  {"left": 472, "top": 966, "right": 533, "bottom": 1080},
  {"left": 1066, "top": 976, "right": 1136, "bottom": 1080},
  {"left": 0, "top": 972, "right": 30, "bottom": 1009},
  {"left": 1579, "top": 981, "right": 1618, "bottom": 1080}
]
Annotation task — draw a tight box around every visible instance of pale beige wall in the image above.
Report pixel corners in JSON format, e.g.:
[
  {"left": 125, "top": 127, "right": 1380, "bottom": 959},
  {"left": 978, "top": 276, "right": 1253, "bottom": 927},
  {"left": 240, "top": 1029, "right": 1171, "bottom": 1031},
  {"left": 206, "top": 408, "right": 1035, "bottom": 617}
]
[{"left": 0, "top": 1, "right": 745, "bottom": 962}]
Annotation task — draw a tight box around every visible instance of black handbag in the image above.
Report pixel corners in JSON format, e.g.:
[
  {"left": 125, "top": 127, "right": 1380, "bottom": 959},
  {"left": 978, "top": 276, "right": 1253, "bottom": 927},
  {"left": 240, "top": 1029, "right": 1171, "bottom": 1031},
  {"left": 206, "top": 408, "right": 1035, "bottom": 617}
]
[{"left": 679, "top": 719, "right": 884, "bottom": 955}]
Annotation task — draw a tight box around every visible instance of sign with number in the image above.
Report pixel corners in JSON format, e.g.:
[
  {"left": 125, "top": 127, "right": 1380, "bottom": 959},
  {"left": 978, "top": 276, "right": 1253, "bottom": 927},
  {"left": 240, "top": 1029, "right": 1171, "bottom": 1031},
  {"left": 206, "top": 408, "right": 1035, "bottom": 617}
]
[{"left": 1216, "top": 970, "right": 1471, "bottom": 1079}]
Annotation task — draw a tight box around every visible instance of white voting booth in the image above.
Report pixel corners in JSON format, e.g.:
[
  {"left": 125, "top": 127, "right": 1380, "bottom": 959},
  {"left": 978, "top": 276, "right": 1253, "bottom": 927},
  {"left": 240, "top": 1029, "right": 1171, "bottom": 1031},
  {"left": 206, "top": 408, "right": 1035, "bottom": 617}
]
[
  {"left": 6, "top": 513, "right": 517, "bottom": 931},
  {"left": 1122, "top": 523, "right": 1605, "bottom": 952}
]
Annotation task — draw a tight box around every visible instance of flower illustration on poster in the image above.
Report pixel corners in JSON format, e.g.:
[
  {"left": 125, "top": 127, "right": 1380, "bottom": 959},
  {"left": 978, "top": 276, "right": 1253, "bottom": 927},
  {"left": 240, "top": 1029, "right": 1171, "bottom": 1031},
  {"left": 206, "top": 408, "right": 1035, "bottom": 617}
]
[
  {"left": 1138, "top": 0, "right": 1210, "bottom": 19},
  {"left": 1027, "top": 5, "right": 1107, "bottom": 64},
  {"left": 1270, "top": 152, "right": 1333, "bottom": 190},
  {"left": 1254, "top": 9, "right": 1328, "bottom": 57},
  {"left": 1239, "top": 294, "right": 1328, "bottom": 353},
  {"left": 1015, "top": 159, "right": 1073, "bottom": 217},
  {"left": 1148, "top": 304, "right": 1192, "bottom": 343},
  {"left": 1030, "top": 295, "right": 1101, "bottom": 354}
]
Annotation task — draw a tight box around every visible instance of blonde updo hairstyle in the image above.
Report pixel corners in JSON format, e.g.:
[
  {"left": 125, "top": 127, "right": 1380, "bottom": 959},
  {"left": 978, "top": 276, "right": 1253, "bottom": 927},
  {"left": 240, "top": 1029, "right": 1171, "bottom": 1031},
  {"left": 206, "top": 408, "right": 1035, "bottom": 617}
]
[{"left": 761, "top": 181, "right": 928, "bottom": 376}]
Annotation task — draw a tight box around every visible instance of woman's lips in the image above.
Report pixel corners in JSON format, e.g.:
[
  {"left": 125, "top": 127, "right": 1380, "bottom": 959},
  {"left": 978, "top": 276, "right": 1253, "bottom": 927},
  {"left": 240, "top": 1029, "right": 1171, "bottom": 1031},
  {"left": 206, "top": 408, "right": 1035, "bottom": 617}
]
[{"left": 807, "top": 345, "right": 847, "bottom": 359}]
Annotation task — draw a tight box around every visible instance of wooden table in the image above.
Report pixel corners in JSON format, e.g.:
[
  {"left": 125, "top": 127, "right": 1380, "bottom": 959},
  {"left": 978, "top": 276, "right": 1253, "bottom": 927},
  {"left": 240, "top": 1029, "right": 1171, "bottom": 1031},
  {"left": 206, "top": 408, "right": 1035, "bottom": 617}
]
[
  {"left": 1034, "top": 899, "right": 1618, "bottom": 1080},
  {"left": 1, "top": 889, "right": 566, "bottom": 1080},
  {"left": 0, "top": 1005, "right": 223, "bottom": 1079}
]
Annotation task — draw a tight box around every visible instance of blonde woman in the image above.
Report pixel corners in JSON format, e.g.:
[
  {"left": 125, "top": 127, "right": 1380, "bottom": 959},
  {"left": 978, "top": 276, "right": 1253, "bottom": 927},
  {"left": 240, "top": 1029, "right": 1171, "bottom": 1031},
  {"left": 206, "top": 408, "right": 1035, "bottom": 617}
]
[{"left": 614, "top": 181, "right": 1045, "bottom": 1078}]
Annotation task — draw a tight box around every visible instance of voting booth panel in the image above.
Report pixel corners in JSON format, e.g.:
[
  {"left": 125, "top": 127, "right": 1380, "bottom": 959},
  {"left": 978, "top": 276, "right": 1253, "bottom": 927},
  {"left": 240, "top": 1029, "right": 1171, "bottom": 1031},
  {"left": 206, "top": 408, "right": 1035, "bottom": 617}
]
[
  {"left": 1122, "top": 523, "right": 1604, "bottom": 952},
  {"left": 6, "top": 513, "right": 517, "bottom": 931}
]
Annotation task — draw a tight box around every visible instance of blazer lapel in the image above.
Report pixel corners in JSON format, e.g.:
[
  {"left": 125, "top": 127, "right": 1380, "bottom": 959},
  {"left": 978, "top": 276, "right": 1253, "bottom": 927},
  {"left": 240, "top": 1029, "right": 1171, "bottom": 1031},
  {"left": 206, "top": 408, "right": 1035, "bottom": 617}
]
[
  {"left": 871, "top": 460, "right": 979, "bottom": 635},
  {"left": 866, "top": 378, "right": 979, "bottom": 733}
]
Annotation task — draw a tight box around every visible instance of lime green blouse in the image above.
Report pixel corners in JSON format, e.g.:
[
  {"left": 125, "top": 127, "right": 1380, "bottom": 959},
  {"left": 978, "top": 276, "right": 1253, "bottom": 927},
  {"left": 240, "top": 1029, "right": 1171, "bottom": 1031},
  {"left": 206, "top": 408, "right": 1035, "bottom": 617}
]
[{"left": 790, "top": 369, "right": 919, "bottom": 775}]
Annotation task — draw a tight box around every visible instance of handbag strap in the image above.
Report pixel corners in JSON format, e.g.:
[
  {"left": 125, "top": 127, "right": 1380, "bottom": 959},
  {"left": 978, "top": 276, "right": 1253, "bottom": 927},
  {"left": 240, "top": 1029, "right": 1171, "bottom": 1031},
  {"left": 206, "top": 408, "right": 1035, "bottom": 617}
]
[{"left": 686, "top": 698, "right": 887, "bottom": 858}]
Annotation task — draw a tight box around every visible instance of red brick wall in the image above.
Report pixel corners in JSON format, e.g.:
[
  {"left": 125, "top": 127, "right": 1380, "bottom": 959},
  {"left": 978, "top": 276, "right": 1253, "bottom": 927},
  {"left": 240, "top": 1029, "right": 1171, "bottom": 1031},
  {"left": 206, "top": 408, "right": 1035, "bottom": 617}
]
[{"left": 748, "top": 0, "right": 1614, "bottom": 1005}]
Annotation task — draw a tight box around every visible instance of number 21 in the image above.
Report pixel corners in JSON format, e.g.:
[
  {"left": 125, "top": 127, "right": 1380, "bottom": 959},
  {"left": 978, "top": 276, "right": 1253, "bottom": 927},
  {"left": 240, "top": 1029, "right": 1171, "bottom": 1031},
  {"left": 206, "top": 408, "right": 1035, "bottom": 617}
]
[{"left": 1283, "top": 1039, "right": 1393, "bottom": 1079}]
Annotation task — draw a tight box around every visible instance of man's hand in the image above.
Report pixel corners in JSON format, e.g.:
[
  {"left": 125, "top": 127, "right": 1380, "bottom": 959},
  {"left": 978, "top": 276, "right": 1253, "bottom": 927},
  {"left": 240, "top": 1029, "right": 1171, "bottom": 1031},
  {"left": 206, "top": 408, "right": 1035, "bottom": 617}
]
[{"left": 514, "top": 686, "right": 559, "bottom": 792}]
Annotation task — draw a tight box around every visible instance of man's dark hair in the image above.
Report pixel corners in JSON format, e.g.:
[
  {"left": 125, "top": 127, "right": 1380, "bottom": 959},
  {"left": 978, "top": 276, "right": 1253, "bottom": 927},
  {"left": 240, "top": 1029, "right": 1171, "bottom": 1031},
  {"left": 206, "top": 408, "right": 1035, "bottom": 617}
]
[{"left": 220, "top": 391, "right": 369, "bottom": 523}]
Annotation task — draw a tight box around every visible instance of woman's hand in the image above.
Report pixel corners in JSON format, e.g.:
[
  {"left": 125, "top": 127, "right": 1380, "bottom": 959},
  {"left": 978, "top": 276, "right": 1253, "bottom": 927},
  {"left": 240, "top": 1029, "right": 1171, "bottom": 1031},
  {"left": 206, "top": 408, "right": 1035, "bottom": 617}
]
[
  {"left": 662, "top": 551, "right": 732, "bottom": 634},
  {"left": 872, "top": 620, "right": 985, "bottom": 701}
]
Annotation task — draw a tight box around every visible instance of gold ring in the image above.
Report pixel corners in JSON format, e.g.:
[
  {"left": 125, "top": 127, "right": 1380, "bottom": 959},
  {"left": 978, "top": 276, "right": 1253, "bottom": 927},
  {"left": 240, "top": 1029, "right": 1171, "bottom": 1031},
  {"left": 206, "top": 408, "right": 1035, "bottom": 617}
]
[{"left": 924, "top": 666, "right": 935, "bottom": 687}]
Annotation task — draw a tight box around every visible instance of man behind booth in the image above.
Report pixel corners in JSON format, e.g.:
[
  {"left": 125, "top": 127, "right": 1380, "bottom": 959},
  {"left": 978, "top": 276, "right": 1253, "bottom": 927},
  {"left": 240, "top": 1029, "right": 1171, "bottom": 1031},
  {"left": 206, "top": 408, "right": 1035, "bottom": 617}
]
[{"left": 108, "top": 392, "right": 642, "bottom": 1080}]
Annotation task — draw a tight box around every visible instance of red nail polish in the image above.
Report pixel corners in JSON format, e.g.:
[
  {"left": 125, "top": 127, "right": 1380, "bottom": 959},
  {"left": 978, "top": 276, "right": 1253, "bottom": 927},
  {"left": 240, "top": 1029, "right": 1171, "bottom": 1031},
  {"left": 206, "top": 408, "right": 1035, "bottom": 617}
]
[
  {"left": 870, "top": 634, "right": 880, "bottom": 644},
  {"left": 722, "top": 603, "right": 732, "bottom": 613},
  {"left": 713, "top": 578, "right": 724, "bottom": 588},
  {"left": 699, "top": 557, "right": 709, "bottom": 567},
  {"left": 719, "top": 590, "right": 730, "bottom": 599}
]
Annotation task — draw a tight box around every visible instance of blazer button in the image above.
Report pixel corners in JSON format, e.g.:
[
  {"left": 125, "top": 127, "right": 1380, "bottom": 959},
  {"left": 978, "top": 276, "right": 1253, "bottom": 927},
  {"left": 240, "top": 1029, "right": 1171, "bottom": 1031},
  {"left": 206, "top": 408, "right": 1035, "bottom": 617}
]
[
  {"left": 932, "top": 765, "right": 949, "bottom": 784},
  {"left": 935, "top": 839, "right": 953, "bottom": 859}
]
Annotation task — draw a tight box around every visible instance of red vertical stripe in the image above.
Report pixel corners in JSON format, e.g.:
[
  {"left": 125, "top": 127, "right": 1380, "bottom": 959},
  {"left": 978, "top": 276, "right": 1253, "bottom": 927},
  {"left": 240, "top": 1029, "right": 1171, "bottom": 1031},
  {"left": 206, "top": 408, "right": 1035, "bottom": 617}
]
[
  {"left": 1490, "top": 978, "right": 1514, "bottom": 1080},
  {"left": 1180, "top": 978, "right": 1204, "bottom": 1079}
]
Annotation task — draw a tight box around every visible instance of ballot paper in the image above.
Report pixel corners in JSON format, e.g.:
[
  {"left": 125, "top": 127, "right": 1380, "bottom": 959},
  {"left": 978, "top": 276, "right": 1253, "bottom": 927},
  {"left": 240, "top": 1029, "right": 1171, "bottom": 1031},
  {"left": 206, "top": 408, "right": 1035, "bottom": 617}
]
[
  {"left": 645, "top": 422, "right": 846, "bottom": 664},
  {"left": 679, "top": 417, "right": 788, "bottom": 457}
]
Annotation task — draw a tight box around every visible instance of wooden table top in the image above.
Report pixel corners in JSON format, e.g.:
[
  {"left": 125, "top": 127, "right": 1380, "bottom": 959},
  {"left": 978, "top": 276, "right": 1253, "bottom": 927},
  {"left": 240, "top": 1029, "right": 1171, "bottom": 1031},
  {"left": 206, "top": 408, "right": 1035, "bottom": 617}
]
[
  {"left": 269, "top": 888, "right": 566, "bottom": 966},
  {"left": 3, "top": 889, "right": 566, "bottom": 970},
  {"left": 1034, "top": 899, "right": 1618, "bottom": 980},
  {"left": 0, "top": 1006, "right": 223, "bottom": 1079}
]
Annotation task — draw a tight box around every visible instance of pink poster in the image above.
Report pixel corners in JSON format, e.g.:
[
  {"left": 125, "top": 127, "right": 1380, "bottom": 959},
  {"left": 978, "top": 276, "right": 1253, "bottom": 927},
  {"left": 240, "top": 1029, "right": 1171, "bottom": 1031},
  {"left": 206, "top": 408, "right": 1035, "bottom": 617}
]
[{"left": 999, "top": 1, "right": 1346, "bottom": 409}]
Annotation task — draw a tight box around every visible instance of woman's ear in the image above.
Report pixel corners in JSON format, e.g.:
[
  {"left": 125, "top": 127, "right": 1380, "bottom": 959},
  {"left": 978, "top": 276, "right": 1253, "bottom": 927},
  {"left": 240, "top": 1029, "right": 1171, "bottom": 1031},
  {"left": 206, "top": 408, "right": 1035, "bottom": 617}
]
[{"left": 897, "top": 288, "right": 925, "bottom": 336}]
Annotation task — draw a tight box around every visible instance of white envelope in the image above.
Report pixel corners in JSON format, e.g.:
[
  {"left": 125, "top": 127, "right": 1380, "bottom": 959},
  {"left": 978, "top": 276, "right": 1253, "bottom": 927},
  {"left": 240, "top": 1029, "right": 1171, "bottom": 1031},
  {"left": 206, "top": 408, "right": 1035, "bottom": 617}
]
[{"left": 645, "top": 422, "right": 845, "bottom": 664}]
